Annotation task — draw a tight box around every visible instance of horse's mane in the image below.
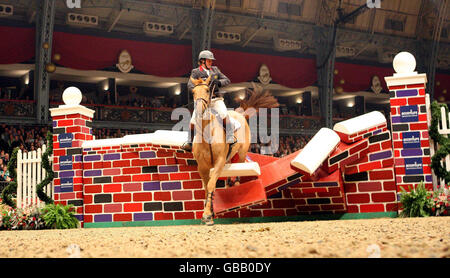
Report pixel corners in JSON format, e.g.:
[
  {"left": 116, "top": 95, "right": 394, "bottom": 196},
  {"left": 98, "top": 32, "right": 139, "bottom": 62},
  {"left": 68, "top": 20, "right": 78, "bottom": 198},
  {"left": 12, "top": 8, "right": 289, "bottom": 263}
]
[{"left": 235, "top": 83, "right": 280, "bottom": 118}]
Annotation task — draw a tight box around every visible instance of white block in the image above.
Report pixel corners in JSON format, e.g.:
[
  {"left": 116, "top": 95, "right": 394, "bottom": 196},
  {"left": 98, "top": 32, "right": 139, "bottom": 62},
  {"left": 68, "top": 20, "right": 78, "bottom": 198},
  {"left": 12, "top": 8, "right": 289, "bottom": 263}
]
[
  {"left": 50, "top": 104, "right": 95, "bottom": 119},
  {"left": 333, "top": 111, "right": 386, "bottom": 135},
  {"left": 290, "top": 128, "right": 340, "bottom": 174},
  {"left": 82, "top": 130, "right": 188, "bottom": 148},
  {"left": 212, "top": 162, "right": 261, "bottom": 178},
  {"left": 122, "top": 130, "right": 188, "bottom": 146}
]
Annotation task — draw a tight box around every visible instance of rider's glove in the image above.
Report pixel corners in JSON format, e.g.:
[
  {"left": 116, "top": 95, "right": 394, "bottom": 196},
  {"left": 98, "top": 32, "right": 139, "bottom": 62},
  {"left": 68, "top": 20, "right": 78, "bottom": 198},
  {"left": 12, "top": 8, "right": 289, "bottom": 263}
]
[{"left": 211, "top": 74, "right": 221, "bottom": 87}]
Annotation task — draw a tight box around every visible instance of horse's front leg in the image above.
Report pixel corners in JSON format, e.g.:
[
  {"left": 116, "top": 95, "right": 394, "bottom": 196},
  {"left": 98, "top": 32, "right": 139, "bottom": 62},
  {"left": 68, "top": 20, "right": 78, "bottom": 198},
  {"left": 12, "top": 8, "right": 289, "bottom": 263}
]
[{"left": 202, "top": 155, "right": 226, "bottom": 226}]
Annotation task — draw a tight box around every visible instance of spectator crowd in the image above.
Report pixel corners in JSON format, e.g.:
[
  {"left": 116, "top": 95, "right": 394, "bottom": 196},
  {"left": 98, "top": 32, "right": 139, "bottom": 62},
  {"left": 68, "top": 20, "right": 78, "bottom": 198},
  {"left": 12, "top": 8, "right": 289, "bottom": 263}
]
[
  {"left": 249, "top": 134, "right": 311, "bottom": 157},
  {"left": 0, "top": 124, "right": 49, "bottom": 182}
]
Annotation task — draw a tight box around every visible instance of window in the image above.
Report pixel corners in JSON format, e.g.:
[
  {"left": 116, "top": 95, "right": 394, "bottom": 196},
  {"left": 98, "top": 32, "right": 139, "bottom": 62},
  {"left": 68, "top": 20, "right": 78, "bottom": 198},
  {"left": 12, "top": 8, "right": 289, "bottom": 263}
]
[
  {"left": 248, "top": 0, "right": 264, "bottom": 10},
  {"left": 278, "top": 2, "right": 289, "bottom": 14},
  {"left": 384, "top": 18, "right": 404, "bottom": 32},
  {"left": 441, "top": 27, "right": 448, "bottom": 39},
  {"left": 229, "top": 0, "right": 242, "bottom": 7},
  {"left": 217, "top": 0, "right": 242, "bottom": 7},
  {"left": 278, "top": 1, "right": 303, "bottom": 16}
]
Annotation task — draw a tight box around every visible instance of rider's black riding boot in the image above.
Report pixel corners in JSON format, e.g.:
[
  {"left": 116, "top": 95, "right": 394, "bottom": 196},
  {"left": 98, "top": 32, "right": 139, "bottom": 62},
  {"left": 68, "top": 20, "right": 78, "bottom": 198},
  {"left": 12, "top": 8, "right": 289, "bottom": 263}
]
[{"left": 181, "top": 124, "right": 195, "bottom": 152}]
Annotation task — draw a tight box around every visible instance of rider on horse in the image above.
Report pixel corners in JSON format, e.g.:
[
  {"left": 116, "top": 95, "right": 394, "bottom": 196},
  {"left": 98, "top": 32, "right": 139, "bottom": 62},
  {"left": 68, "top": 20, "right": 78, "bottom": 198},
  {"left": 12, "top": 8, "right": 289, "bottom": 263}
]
[{"left": 182, "top": 50, "right": 239, "bottom": 151}]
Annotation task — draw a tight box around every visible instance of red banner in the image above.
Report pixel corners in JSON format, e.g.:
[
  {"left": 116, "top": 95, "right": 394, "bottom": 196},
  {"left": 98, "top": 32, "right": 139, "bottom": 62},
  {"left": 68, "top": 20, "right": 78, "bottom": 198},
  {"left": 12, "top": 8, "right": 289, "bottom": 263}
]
[
  {"left": 0, "top": 26, "right": 35, "bottom": 64},
  {"left": 52, "top": 31, "right": 192, "bottom": 77}
]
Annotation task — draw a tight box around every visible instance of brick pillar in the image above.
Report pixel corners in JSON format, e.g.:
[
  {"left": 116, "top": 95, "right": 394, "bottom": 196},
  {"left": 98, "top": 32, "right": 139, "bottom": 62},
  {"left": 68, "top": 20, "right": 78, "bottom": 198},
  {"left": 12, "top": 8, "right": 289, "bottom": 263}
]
[
  {"left": 385, "top": 53, "right": 433, "bottom": 195},
  {"left": 49, "top": 88, "right": 94, "bottom": 226}
]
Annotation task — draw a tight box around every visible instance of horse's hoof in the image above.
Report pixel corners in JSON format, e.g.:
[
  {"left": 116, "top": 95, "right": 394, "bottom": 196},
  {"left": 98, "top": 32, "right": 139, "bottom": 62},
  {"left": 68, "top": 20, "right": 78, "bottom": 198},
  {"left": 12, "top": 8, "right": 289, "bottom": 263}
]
[{"left": 201, "top": 215, "right": 214, "bottom": 226}]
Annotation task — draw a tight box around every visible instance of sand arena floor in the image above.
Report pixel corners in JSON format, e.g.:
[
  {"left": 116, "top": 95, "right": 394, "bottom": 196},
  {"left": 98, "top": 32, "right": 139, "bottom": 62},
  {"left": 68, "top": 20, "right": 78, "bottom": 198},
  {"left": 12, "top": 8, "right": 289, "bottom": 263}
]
[{"left": 0, "top": 216, "right": 448, "bottom": 258}]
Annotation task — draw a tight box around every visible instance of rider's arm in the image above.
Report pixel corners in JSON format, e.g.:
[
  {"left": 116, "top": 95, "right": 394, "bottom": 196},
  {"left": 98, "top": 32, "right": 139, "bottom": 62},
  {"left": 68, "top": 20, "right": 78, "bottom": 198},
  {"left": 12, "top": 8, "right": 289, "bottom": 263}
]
[
  {"left": 213, "top": 67, "right": 230, "bottom": 88},
  {"left": 187, "top": 69, "right": 201, "bottom": 93}
]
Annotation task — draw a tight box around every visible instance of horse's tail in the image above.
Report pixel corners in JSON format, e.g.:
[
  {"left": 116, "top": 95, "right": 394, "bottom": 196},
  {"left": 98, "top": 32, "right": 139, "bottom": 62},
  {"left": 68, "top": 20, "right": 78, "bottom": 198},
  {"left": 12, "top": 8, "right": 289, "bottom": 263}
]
[{"left": 234, "top": 83, "right": 280, "bottom": 119}]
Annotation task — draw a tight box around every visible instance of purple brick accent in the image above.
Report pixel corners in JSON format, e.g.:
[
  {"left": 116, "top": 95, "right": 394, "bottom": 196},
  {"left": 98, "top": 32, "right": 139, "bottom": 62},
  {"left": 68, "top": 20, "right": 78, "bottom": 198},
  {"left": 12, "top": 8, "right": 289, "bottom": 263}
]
[
  {"left": 74, "top": 215, "right": 83, "bottom": 221},
  {"left": 278, "top": 178, "right": 301, "bottom": 192},
  {"left": 159, "top": 165, "right": 179, "bottom": 173},
  {"left": 140, "top": 151, "right": 156, "bottom": 158},
  {"left": 103, "top": 153, "right": 121, "bottom": 160},
  {"left": 84, "top": 170, "right": 102, "bottom": 177},
  {"left": 53, "top": 121, "right": 57, "bottom": 127},
  {"left": 401, "top": 149, "right": 423, "bottom": 157},
  {"left": 84, "top": 155, "right": 101, "bottom": 161},
  {"left": 59, "top": 171, "right": 74, "bottom": 178},
  {"left": 54, "top": 186, "right": 61, "bottom": 193},
  {"left": 315, "top": 182, "right": 339, "bottom": 187},
  {"left": 143, "top": 181, "right": 161, "bottom": 191},
  {"left": 84, "top": 148, "right": 92, "bottom": 151},
  {"left": 134, "top": 213, "right": 153, "bottom": 221},
  {"left": 94, "top": 214, "right": 112, "bottom": 222},
  {"left": 75, "top": 155, "right": 82, "bottom": 162},
  {"left": 369, "top": 150, "right": 393, "bottom": 161},
  {"left": 425, "top": 175, "right": 432, "bottom": 182},
  {"left": 396, "top": 89, "right": 418, "bottom": 97},
  {"left": 161, "top": 181, "right": 182, "bottom": 190},
  {"left": 391, "top": 116, "right": 401, "bottom": 124},
  {"left": 373, "top": 129, "right": 382, "bottom": 135}
]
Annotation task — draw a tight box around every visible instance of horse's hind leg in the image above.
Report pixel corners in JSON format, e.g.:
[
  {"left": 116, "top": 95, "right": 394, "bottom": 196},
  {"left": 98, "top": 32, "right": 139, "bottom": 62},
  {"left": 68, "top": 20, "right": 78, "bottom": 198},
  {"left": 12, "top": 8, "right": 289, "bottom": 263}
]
[{"left": 202, "top": 155, "right": 226, "bottom": 225}]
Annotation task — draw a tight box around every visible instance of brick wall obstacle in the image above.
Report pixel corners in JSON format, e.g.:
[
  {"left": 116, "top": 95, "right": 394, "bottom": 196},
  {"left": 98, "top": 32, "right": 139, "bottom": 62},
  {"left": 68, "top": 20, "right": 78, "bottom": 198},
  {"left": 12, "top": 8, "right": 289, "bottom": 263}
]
[
  {"left": 50, "top": 93, "right": 399, "bottom": 227},
  {"left": 48, "top": 53, "right": 434, "bottom": 227}
]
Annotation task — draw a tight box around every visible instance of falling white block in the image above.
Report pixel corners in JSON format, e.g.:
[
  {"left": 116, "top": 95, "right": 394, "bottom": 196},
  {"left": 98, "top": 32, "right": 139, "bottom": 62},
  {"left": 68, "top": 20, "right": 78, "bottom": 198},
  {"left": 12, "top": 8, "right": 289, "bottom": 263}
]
[
  {"left": 333, "top": 111, "right": 386, "bottom": 136},
  {"left": 82, "top": 130, "right": 189, "bottom": 148},
  {"left": 211, "top": 162, "right": 261, "bottom": 178},
  {"left": 290, "top": 128, "right": 340, "bottom": 174}
]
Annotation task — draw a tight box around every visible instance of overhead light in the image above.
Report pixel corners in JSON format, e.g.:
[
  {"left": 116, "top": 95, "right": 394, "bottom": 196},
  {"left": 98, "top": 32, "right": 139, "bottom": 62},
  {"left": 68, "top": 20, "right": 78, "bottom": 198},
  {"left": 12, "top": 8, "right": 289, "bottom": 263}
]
[
  {"left": 22, "top": 72, "right": 30, "bottom": 85},
  {"left": 0, "top": 4, "right": 13, "bottom": 17},
  {"left": 144, "top": 22, "right": 174, "bottom": 36},
  {"left": 336, "top": 46, "right": 357, "bottom": 57},
  {"left": 347, "top": 101, "right": 355, "bottom": 108},
  {"left": 100, "top": 79, "right": 109, "bottom": 91},
  {"left": 66, "top": 13, "right": 98, "bottom": 27},
  {"left": 296, "top": 98, "right": 302, "bottom": 104},
  {"left": 216, "top": 31, "right": 241, "bottom": 43},
  {"left": 274, "top": 38, "right": 302, "bottom": 51}
]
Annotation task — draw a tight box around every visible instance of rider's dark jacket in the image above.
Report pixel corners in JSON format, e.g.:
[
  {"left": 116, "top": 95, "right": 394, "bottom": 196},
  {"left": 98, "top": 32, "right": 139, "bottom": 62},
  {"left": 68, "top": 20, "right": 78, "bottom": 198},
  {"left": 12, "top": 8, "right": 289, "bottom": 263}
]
[{"left": 187, "top": 65, "right": 230, "bottom": 97}]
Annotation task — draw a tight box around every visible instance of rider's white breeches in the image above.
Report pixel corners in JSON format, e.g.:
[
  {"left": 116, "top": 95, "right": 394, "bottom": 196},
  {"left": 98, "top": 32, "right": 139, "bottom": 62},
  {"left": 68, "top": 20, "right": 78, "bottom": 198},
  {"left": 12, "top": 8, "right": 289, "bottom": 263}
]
[{"left": 190, "top": 97, "right": 229, "bottom": 125}]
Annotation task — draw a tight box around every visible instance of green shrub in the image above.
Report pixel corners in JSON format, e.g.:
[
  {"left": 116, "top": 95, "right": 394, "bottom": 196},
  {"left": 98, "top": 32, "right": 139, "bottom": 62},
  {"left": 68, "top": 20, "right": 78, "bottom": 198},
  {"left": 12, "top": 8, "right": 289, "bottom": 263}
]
[
  {"left": 42, "top": 203, "right": 79, "bottom": 229},
  {"left": 399, "top": 182, "right": 434, "bottom": 217}
]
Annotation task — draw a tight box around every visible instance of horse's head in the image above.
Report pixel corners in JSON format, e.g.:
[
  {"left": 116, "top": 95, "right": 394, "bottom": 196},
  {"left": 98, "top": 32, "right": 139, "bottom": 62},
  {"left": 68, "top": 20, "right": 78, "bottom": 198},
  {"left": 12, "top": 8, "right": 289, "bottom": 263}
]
[{"left": 190, "top": 76, "right": 211, "bottom": 121}]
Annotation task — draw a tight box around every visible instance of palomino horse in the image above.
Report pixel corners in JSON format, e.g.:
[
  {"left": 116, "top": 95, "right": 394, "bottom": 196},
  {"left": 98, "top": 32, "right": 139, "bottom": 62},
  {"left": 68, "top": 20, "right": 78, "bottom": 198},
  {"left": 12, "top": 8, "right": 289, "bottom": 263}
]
[{"left": 190, "top": 76, "right": 279, "bottom": 225}]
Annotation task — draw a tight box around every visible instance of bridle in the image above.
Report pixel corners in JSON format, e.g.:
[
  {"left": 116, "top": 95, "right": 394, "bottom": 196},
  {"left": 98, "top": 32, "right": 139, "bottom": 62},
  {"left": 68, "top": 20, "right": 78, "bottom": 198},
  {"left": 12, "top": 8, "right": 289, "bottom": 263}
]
[{"left": 193, "top": 83, "right": 213, "bottom": 118}]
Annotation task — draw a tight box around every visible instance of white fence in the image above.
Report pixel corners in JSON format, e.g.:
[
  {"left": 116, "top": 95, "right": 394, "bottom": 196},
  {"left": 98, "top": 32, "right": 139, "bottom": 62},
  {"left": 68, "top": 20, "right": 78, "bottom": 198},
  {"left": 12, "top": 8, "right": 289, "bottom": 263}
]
[
  {"left": 16, "top": 145, "right": 54, "bottom": 208},
  {"left": 426, "top": 94, "right": 449, "bottom": 189}
]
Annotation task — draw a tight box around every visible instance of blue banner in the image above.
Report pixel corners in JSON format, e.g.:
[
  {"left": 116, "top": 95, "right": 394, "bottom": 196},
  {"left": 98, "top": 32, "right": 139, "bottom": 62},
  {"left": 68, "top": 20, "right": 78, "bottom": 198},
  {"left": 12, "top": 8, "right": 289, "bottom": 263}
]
[
  {"left": 400, "top": 105, "right": 419, "bottom": 123},
  {"left": 58, "top": 133, "right": 73, "bottom": 148},
  {"left": 402, "top": 131, "right": 421, "bottom": 149},
  {"left": 404, "top": 157, "right": 423, "bottom": 175}
]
